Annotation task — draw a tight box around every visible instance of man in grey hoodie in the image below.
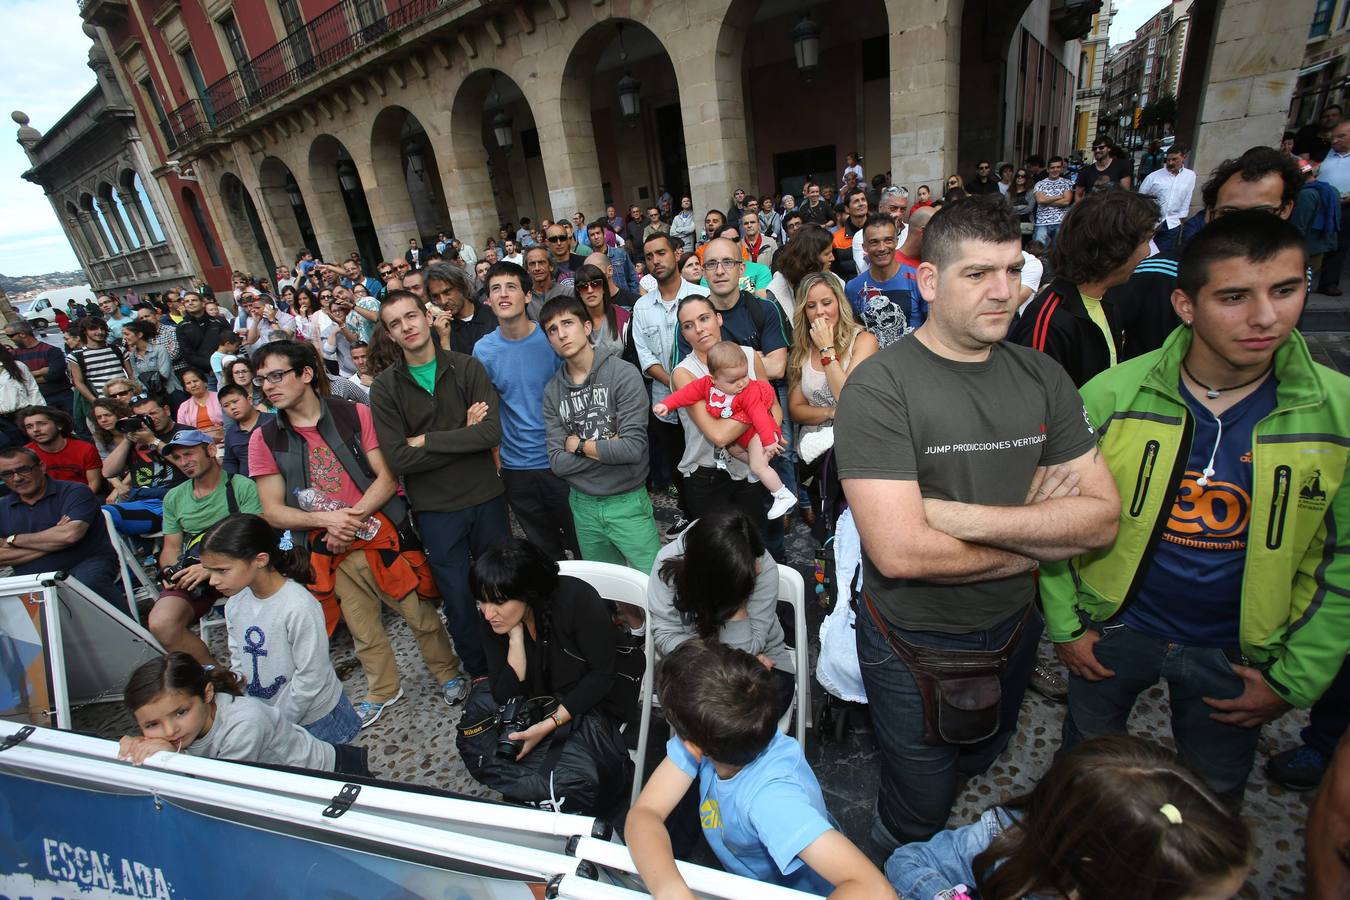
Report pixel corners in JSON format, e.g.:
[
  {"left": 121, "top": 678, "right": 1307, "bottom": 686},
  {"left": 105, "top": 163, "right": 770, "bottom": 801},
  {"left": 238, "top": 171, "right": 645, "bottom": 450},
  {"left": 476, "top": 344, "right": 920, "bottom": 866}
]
[{"left": 540, "top": 295, "right": 661, "bottom": 573}]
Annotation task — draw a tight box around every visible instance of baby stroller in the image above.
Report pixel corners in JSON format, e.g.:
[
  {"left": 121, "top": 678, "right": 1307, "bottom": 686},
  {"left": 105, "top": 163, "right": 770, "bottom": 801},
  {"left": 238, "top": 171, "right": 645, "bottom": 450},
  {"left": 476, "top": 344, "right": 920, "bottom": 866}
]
[{"left": 798, "top": 427, "right": 869, "bottom": 744}]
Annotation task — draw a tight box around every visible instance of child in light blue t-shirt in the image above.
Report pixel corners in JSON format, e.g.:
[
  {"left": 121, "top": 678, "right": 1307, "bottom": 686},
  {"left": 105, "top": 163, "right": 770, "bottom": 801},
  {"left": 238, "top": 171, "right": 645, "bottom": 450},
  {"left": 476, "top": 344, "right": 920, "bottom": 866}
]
[
  {"left": 210, "top": 332, "right": 242, "bottom": 387},
  {"left": 627, "top": 640, "right": 892, "bottom": 898}
]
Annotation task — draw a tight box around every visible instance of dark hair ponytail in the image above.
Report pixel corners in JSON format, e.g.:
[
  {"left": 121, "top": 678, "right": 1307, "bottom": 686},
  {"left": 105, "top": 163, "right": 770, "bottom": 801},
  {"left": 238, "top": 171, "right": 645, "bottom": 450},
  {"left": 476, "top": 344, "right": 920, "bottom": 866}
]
[
  {"left": 200, "top": 514, "right": 311, "bottom": 583},
  {"left": 659, "top": 508, "right": 764, "bottom": 638},
  {"left": 124, "top": 651, "right": 244, "bottom": 712}
]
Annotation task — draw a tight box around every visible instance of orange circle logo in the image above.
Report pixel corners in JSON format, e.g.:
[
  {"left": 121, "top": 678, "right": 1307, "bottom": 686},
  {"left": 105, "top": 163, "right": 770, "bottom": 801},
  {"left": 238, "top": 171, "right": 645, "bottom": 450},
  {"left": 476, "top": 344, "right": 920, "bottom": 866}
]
[{"left": 1167, "top": 470, "right": 1251, "bottom": 538}]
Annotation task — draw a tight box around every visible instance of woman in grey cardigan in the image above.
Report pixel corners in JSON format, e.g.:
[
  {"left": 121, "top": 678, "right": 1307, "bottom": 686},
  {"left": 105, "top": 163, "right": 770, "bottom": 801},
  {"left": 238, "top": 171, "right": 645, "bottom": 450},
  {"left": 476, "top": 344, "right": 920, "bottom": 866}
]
[{"left": 647, "top": 508, "right": 793, "bottom": 714}]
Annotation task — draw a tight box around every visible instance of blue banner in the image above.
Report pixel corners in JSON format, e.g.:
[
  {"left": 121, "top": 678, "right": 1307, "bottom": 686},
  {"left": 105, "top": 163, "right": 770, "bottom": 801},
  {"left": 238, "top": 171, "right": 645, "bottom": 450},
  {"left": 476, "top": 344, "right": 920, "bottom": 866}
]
[{"left": 0, "top": 771, "right": 540, "bottom": 899}]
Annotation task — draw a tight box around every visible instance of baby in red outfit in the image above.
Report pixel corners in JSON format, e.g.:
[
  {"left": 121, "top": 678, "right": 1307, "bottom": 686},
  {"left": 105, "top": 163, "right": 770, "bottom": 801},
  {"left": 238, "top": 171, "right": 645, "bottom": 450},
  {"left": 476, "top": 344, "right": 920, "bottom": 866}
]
[{"left": 653, "top": 341, "right": 796, "bottom": 518}]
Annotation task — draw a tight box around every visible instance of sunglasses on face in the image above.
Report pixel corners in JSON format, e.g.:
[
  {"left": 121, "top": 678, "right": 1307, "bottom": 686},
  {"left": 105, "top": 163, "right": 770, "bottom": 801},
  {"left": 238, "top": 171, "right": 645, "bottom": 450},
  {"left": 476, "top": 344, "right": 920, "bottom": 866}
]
[
  {"left": 577, "top": 279, "right": 605, "bottom": 291},
  {"left": 546, "top": 235, "right": 568, "bottom": 243}
]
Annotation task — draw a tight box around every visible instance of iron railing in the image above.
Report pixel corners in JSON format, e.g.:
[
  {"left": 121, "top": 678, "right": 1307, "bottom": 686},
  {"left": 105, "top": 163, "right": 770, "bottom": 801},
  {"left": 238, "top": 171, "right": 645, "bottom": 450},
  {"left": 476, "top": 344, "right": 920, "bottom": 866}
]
[{"left": 166, "top": 0, "right": 449, "bottom": 146}]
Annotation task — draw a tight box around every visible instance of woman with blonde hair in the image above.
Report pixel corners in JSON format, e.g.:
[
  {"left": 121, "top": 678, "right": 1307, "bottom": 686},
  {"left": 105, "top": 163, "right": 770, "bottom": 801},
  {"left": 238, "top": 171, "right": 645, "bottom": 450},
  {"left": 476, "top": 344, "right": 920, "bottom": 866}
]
[{"left": 787, "top": 272, "right": 877, "bottom": 440}]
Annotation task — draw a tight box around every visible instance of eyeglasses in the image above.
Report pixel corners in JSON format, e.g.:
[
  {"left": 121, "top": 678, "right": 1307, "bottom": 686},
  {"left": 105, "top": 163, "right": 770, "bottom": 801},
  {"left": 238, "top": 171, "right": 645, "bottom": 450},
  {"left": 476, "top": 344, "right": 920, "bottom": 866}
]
[
  {"left": 703, "top": 258, "right": 742, "bottom": 272},
  {"left": 546, "top": 235, "right": 569, "bottom": 243},
  {"left": 379, "top": 269, "right": 393, "bottom": 276},
  {"left": 0, "top": 464, "right": 36, "bottom": 481},
  {"left": 129, "top": 392, "right": 151, "bottom": 405},
  {"left": 576, "top": 279, "right": 605, "bottom": 291},
  {"left": 108, "top": 388, "right": 133, "bottom": 399},
  {"left": 320, "top": 292, "right": 333, "bottom": 299},
  {"left": 253, "top": 368, "right": 296, "bottom": 386}
]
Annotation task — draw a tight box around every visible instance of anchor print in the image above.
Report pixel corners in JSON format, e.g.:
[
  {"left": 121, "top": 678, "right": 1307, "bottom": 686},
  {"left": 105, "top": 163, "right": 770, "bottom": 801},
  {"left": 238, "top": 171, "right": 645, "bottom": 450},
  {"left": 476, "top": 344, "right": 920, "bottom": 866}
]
[{"left": 243, "top": 625, "right": 288, "bottom": 700}]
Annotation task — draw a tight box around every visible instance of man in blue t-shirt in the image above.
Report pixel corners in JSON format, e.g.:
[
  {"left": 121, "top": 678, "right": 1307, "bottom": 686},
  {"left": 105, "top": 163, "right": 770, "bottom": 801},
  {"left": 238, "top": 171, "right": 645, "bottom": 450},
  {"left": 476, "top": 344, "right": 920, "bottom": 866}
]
[
  {"left": 845, "top": 213, "right": 927, "bottom": 349},
  {"left": 473, "top": 261, "right": 579, "bottom": 560},
  {"left": 627, "top": 641, "right": 890, "bottom": 897},
  {"left": 0, "top": 446, "right": 124, "bottom": 615}
]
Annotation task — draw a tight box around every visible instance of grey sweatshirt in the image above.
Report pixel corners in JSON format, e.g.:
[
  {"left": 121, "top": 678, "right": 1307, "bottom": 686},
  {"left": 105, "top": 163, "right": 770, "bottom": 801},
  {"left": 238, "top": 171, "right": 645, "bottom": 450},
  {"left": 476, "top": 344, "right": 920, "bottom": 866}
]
[
  {"left": 188, "top": 693, "right": 336, "bottom": 770},
  {"left": 543, "top": 342, "right": 649, "bottom": 496},
  {"left": 225, "top": 579, "right": 345, "bottom": 727},
  {"left": 647, "top": 529, "right": 794, "bottom": 672}
]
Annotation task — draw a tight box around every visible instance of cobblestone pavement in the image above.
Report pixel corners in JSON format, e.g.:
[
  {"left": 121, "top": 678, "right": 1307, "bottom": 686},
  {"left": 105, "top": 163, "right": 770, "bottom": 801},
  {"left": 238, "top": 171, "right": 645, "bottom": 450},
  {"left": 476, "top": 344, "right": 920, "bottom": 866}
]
[{"left": 77, "top": 312, "right": 1350, "bottom": 896}]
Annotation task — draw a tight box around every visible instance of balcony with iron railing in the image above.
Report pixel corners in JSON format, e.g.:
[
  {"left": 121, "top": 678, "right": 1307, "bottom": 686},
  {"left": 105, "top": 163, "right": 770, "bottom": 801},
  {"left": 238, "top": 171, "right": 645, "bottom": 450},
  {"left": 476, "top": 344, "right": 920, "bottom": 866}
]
[
  {"left": 165, "top": 0, "right": 455, "bottom": 149},
  {"left": 77, "top": 0, "right": 128, "bottom": 26}
]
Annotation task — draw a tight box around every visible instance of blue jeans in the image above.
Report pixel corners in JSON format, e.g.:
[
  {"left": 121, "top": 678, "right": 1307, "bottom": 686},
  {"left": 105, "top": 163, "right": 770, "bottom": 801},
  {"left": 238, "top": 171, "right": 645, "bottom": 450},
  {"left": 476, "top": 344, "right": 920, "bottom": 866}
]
[
  {"left": 416, "top": 496, "right": 509, "bottom": 678},
  {"left": 1031, "top": 223, "right": 1061, "bottom": 247},
  {"left": 856, "top": 604, "right": 1042, "bottom": 848},
  {"left": 1061, "top": 621, "right": 1260, "bottom": 801},
  {"left": 1303, "top": 656, "right": 1350, "bottom": 757},
  {"left": 304, "top": 692, "right": 361, "bottom": 744}
]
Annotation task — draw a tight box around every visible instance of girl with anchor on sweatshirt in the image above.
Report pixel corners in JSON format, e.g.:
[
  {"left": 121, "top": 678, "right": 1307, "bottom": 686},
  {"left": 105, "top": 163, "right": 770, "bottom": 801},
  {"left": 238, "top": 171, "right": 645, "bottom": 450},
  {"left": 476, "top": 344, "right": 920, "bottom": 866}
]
[{"left": 200, "top": 514, "right": 361, "bottom": 745}]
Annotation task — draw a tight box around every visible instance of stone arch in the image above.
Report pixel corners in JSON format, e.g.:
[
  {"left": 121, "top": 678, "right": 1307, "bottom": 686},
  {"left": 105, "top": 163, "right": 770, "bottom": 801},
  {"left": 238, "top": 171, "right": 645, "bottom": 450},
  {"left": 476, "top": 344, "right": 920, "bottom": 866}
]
[
  {"left": 447, "top": 68, "right": 549, "bottom": 250},
  {"left": 79, "top": 190, "right": 115, "bottom": 257},
  {"left": 558, "top": 18, "right": 688, "bottom": 215},
  {"left": 119, "top": 168, "right": 165, "bottom": 244},
  {"left": 369, "top": 104, "right": 452, "bottom": 254},
  {"left": 219, "top": 171, "right": 277, "bottom": 279},
  {"left": 307, "top": 133, "right": 382, "bottom": 271},
  {"left": 258, "top": 154, "right": 319, "bottom": 262}
]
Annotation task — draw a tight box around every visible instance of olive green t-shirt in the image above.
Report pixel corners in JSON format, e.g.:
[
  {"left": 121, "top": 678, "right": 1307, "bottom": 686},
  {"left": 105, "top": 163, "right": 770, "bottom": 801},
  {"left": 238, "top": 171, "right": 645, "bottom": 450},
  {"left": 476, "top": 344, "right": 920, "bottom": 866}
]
[
  {"left": 834, "top": 337, "right": 1097, "bottom": 632},
  {"left": 409, "top": 358, "right": 437, "bottom": 394}
]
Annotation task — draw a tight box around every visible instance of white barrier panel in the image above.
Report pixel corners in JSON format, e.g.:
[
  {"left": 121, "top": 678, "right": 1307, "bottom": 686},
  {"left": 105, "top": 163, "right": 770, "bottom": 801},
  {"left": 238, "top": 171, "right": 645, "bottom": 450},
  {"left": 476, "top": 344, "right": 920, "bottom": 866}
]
[
  {"left": 0, "top": 723, "right": 820, "bottom": 900},
  {"left": 0, "top": 571, "right": 162, "bottom": 728}
]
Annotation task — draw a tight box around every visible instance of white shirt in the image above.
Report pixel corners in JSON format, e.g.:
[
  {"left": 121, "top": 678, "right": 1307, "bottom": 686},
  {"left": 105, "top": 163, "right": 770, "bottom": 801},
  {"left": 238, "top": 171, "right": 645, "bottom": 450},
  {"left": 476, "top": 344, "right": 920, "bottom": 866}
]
[
  {"left": 0, "top": 364, "right": 42, "bottom": 415},
  {"left": 1018, "top": 251, "right": 1045, "bottom": 316},
  {"left": 1139, "top": 166, "right": 1197, "bottom": 229},
  {"left": 1319, "top": 149, "right": 1350, "bottom": 196},
  {"left": 502, "top": 253, "right": 523, "bottom": 266}
]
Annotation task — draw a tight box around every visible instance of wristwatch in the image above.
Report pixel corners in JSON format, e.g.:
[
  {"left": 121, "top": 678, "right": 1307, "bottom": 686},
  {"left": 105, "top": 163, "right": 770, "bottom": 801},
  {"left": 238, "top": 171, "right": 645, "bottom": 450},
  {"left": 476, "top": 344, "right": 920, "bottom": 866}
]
[{"left": 573, "top": 441, "right": 586, "bottom": 457}]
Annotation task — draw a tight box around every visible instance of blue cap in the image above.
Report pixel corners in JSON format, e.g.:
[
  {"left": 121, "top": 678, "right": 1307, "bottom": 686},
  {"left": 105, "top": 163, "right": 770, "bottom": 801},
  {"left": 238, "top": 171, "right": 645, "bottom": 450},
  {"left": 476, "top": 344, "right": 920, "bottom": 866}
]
[{"left": 162, "top": 429, "right": 215, "bottom": 450}]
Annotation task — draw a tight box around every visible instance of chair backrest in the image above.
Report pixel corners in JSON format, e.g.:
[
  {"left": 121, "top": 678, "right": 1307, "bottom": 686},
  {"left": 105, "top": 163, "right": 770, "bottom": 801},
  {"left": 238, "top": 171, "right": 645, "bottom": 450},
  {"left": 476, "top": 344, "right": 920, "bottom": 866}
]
[
  {"left": 775, "top": 564, "right": 811, "bottom": 745},
  {"left": 102, "top": 508, "right": 143, "bottom": 625},
  {"left": 556, "top": 560, "right": 652, "bottom": 809}
]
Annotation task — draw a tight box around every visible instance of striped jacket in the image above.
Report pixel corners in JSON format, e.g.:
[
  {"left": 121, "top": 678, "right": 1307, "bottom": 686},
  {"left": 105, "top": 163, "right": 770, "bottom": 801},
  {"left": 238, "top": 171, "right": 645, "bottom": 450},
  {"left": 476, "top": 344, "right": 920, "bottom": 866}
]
[
  {"left": 1040, "top": 327, "right": 1350, "bottom": 708},
  {"left": 1010, "top": 277, "right": 1121, "bottom": 387}
]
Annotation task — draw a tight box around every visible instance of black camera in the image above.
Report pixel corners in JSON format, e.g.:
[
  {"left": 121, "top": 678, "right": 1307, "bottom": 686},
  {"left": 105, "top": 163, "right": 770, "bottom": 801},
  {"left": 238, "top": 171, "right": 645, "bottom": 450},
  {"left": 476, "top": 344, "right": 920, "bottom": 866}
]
[
  {"left": 495, "top": 697, "right": 532, "bottom": 759},
  {"left": 160, "top": 557, "right": 201, "bottom": 589},
  {"left": 115, "top": 414, "right": 151, "bottom": 434}
]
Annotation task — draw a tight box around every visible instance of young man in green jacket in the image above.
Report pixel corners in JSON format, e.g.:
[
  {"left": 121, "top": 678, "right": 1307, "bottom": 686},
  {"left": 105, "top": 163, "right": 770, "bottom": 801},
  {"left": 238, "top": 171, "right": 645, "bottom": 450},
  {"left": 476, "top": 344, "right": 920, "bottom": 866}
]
[
  {"left": 371, "top": 289, "right": 507, "bottom": 687},
  {"left": 1042, "top": 212, "right": 1350, "bottom": 802}
]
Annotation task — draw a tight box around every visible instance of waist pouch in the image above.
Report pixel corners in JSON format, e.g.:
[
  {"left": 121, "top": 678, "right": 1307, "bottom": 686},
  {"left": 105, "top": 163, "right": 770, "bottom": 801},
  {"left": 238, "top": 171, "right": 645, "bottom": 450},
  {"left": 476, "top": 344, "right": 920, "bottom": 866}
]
[{"left": 864, "top": 594, "right": 1030, "bottom": 746}]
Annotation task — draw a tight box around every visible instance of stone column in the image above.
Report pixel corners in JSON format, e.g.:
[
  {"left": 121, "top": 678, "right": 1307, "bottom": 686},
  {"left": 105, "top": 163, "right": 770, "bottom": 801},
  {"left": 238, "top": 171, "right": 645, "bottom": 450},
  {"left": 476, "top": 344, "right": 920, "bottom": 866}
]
[
  {"left": 665, "top": 13, "right": 753, "bottom": 224},
  {"left": 96, "top": 196, "right": 133, "bottom": 253},
  {"left": 77, "top": 208, "right": 112, "bottom": 258},
  {"left": 64, "top": 216, "right": 97, "bottom": 270},
  {"left": 116, "top": 189, "right": 150, "bottom": 247},
  {"left": 1183, "top": 0, "right": 1315, "bottom": 208},
  {"left": 884, "top": 0, "right": 961, "bottom": 190},
  {"left": 525, "top": 71, "right": 605, "bottom": 222}
]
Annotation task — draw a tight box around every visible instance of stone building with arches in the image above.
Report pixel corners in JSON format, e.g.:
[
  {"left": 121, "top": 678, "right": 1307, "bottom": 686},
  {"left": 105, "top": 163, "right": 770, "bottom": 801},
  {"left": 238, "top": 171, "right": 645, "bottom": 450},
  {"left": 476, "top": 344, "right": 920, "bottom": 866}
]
[
  {"left": 14, "top": 24, "right": 207, "bottom": 297},
  {"left": 56, "top": 0, "right": 1319, "bottom": 291}
]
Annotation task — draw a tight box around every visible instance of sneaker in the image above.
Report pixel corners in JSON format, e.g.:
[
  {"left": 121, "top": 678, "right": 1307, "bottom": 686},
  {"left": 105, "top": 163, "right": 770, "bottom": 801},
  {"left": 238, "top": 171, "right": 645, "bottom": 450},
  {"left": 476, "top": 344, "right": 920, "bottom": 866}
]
[
  {"left": 440, "top": 677, "right": 469, "bottom": 707},
  {"left": 664, "top": 516, "right": 690, "bottom": 538},
  {"left": 1266, "top": 744, "right": 1329, "bottom": 791},
  {"left": 355, "top": 687, "right": 405, "bottom": 728},
  {"left": 1027, "top": 663, "right": 1068, "bottom": 702},
  {"left": 768, "top": 488, "right": 797, "bottom": 520}
]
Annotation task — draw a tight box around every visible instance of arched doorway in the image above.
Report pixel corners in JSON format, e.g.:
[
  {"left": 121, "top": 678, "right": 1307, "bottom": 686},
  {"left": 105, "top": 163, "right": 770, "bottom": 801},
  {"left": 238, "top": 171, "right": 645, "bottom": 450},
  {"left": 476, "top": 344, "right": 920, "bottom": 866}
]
[
  {"left": 370, "top": 105, "right": 453, "bottom": 250},
  {"left": 561, "top": 20, "right": 689, "bottom": 216},
  {"left": 448, "top": 69, "right": 549, "bottom": 249},
  {"left": 307, "top": 134, "right": 382, "bottom": 272},
  {"left": 181, "top": 186, "right": 224, "bottom": 269},
  {"left": 956, "top": 0, "right": 1043, "bottom": 178},
  {"left": 220, "top": 172, "right": 277, "bottom": 279},
  {"left": 724, "top": 0, "right": 891, "bottom": 201},
  {"left": 259, "top": 155, "right": 320, "bottom": 261},
  {"left": 120, "top": 169, "right": 165, "bottom": 244}
]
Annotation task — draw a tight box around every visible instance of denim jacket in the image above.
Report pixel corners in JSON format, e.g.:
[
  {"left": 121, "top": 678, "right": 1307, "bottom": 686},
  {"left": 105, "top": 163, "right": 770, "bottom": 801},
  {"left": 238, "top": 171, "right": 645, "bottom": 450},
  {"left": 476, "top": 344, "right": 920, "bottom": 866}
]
[{"left": 885, "top": 808, "right": 1023, "bottom": 900}]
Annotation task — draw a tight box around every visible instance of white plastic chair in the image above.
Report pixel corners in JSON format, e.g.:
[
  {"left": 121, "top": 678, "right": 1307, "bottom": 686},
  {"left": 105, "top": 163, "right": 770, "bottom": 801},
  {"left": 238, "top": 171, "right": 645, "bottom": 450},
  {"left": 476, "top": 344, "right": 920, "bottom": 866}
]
[
  {"left": 556, "top": 560, "right": 652, "bottom": 809},
  {"left": 101, "top": 508, "right": 160, "bottom": 625},
  {"left": 198, "top": 596, "right": 229, "bottom": 643},
  {"left": 775, "top": 564, "right": 812, "bottom": 745}
]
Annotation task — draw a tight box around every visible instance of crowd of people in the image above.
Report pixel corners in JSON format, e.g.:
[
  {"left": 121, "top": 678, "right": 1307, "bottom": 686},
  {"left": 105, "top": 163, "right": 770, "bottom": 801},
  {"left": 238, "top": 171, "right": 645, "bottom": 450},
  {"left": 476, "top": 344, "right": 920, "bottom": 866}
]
[{"left": 1, "top": 134, "right": 1348, "bottom": 899}]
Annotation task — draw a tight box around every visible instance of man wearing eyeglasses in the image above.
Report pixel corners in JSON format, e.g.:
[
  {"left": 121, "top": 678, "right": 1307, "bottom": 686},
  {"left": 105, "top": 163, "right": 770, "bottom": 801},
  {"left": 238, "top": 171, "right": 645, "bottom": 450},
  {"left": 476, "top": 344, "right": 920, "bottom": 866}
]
[
  {"left": 1107, "top": 146, "right": 1302, "bottom": 361},
  {"left": 544, "top": 224, "right": 587, "bottom": 285},
  {"left": 968, "top": 160, "right": 1002, "bottom": 196},
  {"left": 101, "top": 391, "right": 188, "bottom": 537},
  {"left": 1073, "top": 139, "right": 1133, "bottom": 202},
  {"left": 0, "top": 446, "right": 125, "bottom": 615}
]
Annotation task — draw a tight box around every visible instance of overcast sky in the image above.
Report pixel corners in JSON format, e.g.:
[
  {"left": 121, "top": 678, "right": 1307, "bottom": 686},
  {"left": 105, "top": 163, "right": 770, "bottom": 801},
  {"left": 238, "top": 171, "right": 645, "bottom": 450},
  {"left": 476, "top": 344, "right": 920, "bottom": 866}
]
[
  {"left": 0, "top": 0, "right": 98, "bottom": 277},
  {"left": 1108, "top": 0, "right": 1172, "bottom": 46}
]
